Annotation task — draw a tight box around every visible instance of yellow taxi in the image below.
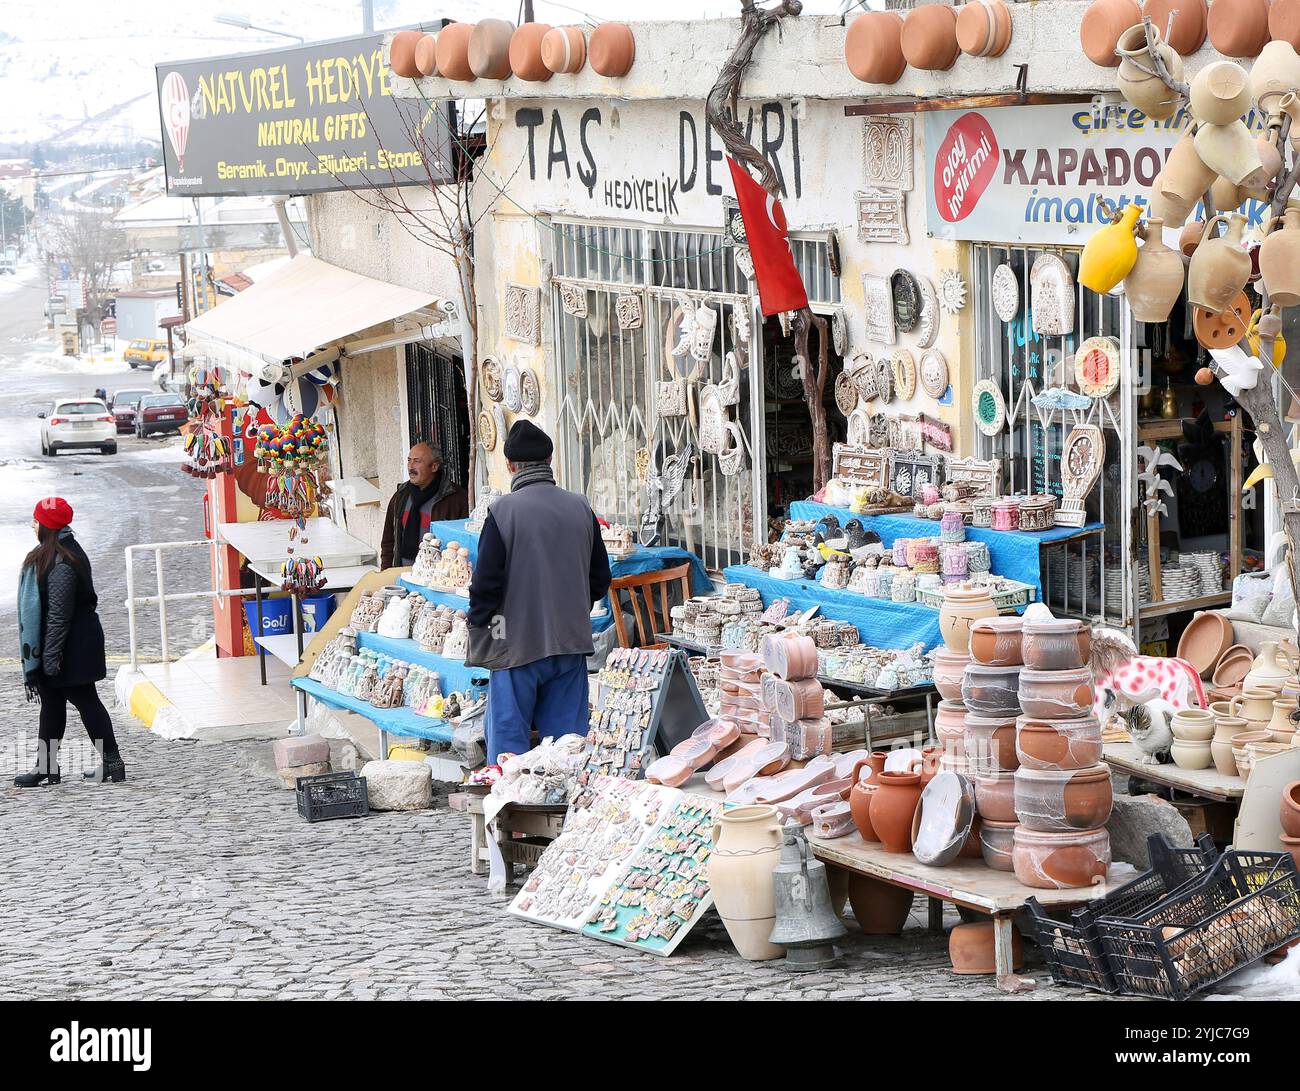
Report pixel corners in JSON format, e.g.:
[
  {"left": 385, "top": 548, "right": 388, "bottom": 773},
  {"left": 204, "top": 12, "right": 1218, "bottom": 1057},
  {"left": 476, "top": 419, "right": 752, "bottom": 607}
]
[{"left": 124, "top": 338, "right": 168, "bottom": 369}]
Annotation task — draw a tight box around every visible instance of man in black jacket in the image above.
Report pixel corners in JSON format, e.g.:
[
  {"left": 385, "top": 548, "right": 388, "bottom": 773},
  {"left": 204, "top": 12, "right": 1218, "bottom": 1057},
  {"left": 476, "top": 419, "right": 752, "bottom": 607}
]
[
  {"left": 380, "top": 441, "right": 468, "bottom": 570},
  {"left": 468, "top": 421, "right": 611, "bottom": 762}
]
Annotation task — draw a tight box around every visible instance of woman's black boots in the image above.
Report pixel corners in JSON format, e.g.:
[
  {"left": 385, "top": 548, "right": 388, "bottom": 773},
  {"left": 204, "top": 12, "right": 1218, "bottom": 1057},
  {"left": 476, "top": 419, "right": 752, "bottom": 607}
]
[{"left": 14, "top": 742, "right": 60, "bottom": 787}]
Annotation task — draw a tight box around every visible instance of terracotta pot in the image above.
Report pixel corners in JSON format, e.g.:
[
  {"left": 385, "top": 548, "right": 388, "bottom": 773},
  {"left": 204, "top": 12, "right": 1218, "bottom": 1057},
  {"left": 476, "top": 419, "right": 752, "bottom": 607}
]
[
  {"left": 414, "top": 33, "right": 439, "bottom": 77},
  {"left": 1240, "top": 687, "right": 1284, "bottom": 731},
  {"left": 588, "top": 22, "right": 635, "bottom": 77},
  {"left": 825, "top": 863, "right": 850, "bottom": 918},
  {"left": 1281, "top": 781, "right": 1300, "bottom": 837},
  {"left": 848, "top": 874, "right": 914, "bottom": 934},
  {"left": 1210, "top": 175, "right": 1250, "bottom": 214},
  {"left": 969, "top": 616, "right": 1024, "bottom": 666},
  {"left": 1160, "top": 131, "right": 1217, "bottom": 207},
  {"left": 962, "top": 663, "right": 1022, "bottom": 717},
  {"left": 853, "top": 750, "right": 888, "bottom": 787},
  {"left": 964, "top": 711, "right": 1020, "bottom": 773},
  {"left": 935, "top": 697, "right": 968, "bottom": 749},
  {"left": 469, "top": 19, "right": 515, "bottom": 79},
  {"left": 1260, "top": 207, "right": 1300, "bottom": 307},
  {"left": 919, "top": 746, "right": 946, "bottom": 786},
  {"left": 1080, "top": 204, "right": 1143, "bottom": 293},
  {"left": 1179, "top": 219, "right": 1206, "bottom": 257},
  {"left": 1145, "top": 0, "right": 1209, "bottom": 54},
  {"left": 1195, "top": 121, "right": 1265, "bottom": 187},
  {"left": 1018, "top": 666, "right": 1095, "bottom": 720},
  {"left": 1171, "top": 738, "right": 1214, "bottom": 769},
  {"left": 1079, "top": 0, "right": 1143, "bottom": 66},
  {"left": 435, "top": 22, "right": 476, "bottom": 82},
  {"left": 1188, "top": 212, "right": 1251, "bottom": 314},
  {"left": 1170, "top": 708, "right": 1216, "bottom": 741},
  {"left": 1281, "top": 833, "right": 1300, "bottom": 871},
  {"left": 1116, "top": 24, "right": 1184, "bottom": 120},
  {"left": 960, "top": 814, "right": 984, "bottom": 858},
  {"left": 509, "top": 23, "right": 553, "bottom": 82},
  {"left": 940, "top": 584, "right": 999, "bottom": 655},
  {"left": 1273, "top": 0, "right": 1300, "bottom": 47},
  {"left": 1021, "top": 618, "right": 1091, "bottom": 671},
  {"left": 1190, "top": 60, "right": 1253, "bottom": 124},
  {"left": 933, "top": 650, "right": 971, "bottom": 701},
  {"left": 541, "top": 25, "right": 586, "bottom": 73},
  {"left": 1012, "top": 826, "right": 1111, "bottom": 889},
  {"left": 956, "top": 0, "right": 1013, "bottom": 57},
  {"left": 1016, "top": 715, "right": 1104, "bottom": 771},
  {"left": 1208, "top": 0, "right": 1271, "bottom": 58},
  {"left": 901, "top": 4, "right": 961, "bottom": 70},
  {"left": 979, "top": 818, "right": 1018, "bottom": 871},
  {"left": 870, "top": 770, "right": 924, "bottom": 854},
  {"left": 1253, "top": 39, "right": 1300, "bottom": 113},
  {"left": 1267, "top": 694, "right": 1299, "bottom": 738},
  {"left": 1126, "top": 218, "right": 1185, "bottom": 323},
  {"left": 845, "top": 11, "right": 907, "bottom": 84},
  {"left": 388, "top": 30, "right": 424, "bottom": 78},
  {"left": 708, "top": 804, "right": 786, "bottom": 960},
  {"left": 1014, "top": 764, "right": 1113, "bottom": 831},
  {"left": 949, "top": 920, "right": 1023, "bottom": 974},
  {"left": 973, "top": 769, "right": 1017, "bottom": 822},
  {"left": 1211, "top": 715, "right": 1249, "bottom": 774}
]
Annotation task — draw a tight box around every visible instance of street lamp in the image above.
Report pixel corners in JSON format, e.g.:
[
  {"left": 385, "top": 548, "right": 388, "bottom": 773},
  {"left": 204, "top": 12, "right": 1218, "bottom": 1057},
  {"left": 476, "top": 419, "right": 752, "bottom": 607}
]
[{"left": 215, "top": 13, "right": 306, "bottom": 44}]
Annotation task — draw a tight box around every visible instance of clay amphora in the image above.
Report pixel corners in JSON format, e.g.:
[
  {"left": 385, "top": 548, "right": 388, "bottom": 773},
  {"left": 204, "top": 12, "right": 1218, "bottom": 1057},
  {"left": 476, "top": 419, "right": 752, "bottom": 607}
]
[
  {"left": 1115, "top": 24, "right": 1184, "bottom": 119},
  {"left": 1194, "top": 121, "right": 1266, "bottom": 187},
  {"left": 708, "top": 805, "right": 786, "bottom": 960},
  {"left": 1260, "top": 208, "right": 1300, "bottom": 308},
  {"left": 1252, "top": 40, "right": 1300, "bottom": 114},
  {"left": 1125, "top": 218, "right": 1184, "bottom": 322},
  {"left": 1190, "top": 60, "right": 1252, "bottom": 124},
  {"left": 1160, "top": 131, "right": 1217, "bottom": 207},
  {"left": 869, "top": 770, "right": 923, "bottom": 854},
  {"left": 1188, "top": 212, "right": 1251, "bottom": 314}
]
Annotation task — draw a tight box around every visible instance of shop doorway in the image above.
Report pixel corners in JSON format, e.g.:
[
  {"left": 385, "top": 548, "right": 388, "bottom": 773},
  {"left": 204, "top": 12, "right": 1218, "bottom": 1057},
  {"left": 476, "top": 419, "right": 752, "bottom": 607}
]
[{"left": 405, "top": 342, "right": 470, "bottom": 489}]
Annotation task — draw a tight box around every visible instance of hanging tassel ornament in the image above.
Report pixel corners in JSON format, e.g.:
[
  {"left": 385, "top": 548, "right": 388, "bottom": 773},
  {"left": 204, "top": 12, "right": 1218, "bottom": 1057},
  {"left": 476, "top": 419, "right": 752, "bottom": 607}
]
[
  {"left": 254, "top": 412, "right": 332, "bottom": 593},
  {"left": 180, "top": 365, "right": 234, "bottom": 479}
]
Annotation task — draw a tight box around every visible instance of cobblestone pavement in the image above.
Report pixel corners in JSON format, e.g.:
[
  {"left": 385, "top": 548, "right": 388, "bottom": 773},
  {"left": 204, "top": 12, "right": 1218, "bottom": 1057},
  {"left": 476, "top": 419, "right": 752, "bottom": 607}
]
[{"left": 0, "top": 669, "right": 1126, "bottom": 1002}]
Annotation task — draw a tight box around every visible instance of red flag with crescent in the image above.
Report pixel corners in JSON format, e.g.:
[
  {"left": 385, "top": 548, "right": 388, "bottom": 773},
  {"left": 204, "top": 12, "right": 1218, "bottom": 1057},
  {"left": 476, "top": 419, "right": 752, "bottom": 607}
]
[{"left": 726, "top": 156, "right": 809, "bottom": 317}]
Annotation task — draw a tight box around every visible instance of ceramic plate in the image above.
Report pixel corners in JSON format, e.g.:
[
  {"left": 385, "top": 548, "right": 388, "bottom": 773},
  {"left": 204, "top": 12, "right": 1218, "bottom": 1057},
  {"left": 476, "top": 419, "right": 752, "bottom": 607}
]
[
  {"left": 482, "top": 356, "right": 503, "bottom": 403},
  {"left": 520, "top": 367, "right": 541, "bottom": 417},
  {"left": 834, "top": 370, "right": 858, "bottom": 415},
  {"left": 891, "top": 270, "right": 921, "bottom": 333},
  {"left": 992, "top": 263, "right": 1019, "bottom": 322},
  {"left": 919, "top": 349, "right": 948, "bottom": 398},
  {"left": 1074, "top": 336, "right": 1121, "bottom": 398},
  {"left": 891, "top": 348, "right": 916, "bottom": 400},
  {"left": 972, "top": 379, "right": 1006, "bottom": 436}
]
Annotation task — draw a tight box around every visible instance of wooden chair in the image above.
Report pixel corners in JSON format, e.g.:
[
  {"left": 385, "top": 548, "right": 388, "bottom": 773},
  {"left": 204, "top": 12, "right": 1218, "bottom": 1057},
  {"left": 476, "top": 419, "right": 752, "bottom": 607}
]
[{"left": 607, "top": 563, "right": 693, "bottom": 649}]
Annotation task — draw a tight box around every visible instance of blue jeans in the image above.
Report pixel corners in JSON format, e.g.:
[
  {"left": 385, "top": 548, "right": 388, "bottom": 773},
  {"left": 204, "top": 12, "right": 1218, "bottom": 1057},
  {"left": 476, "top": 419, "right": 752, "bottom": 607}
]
[{"left": 486, "top": 654, "right": 590, "bottom": 763}]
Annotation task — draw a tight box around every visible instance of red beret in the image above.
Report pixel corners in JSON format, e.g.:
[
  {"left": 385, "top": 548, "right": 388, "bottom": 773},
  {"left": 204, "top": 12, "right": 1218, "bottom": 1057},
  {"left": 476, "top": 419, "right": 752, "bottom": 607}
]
[{"left": 34, "top": 497, "right": 74, "bottom": 530}]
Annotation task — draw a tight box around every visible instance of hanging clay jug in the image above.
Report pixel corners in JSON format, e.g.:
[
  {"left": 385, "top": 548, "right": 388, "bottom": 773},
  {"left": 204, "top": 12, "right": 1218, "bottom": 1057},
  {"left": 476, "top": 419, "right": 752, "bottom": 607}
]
[
  {"left": 956, "top": 0, "right": 1013, "bottom": 57},
  {"left": 845, "top": 11, "right": 907, "bottom": 83},
  {"left": 1160, "top": 131, "right": 1216, "bottom": 208},
  {"left": 1189, "top": 212, "right": 1251, "bottom": 313},
  {"left": 1179, "top": 219, "right": 1206, "bottom": 256},
  {"left": 469, "top": 19, "right": 515, "bottom": 79},
  {"left": 1145, "top": 0, "right": 1209, "bottom": 54},
  {"left": 541, "top": 25, "right": 586, "bottom": 73},
  {"left": 1079, "top": 203, "right": 1143, "bottom": 293},
  {"left": 414, "top": 33, "right": 439, "bottom": 77},
  {"left": 1115, "top": 24, "right": 1184, "bottom": 119},
  {"left": 1080, "top": 0, "right": 1142, "bottom": 66},
  {"left": 435, "top": 22, "right": 476, "bottom": 81},
  {"left": 1252, "top": 40, "right": 1300, "bottom": 113},
  {"left": 388, "top": 30, "right": 424, "bottom": 78},
  {"left": 509, "top": 23, "right": 553, "bottom": 82},
  {"left": 869, "top": 770, "right": 924, "bottom": 854},
  {"left": 589, "top": 22, "right": 635, "bottom": 77},
  {"left": 1190, "top": 60, "right": 1252, "bottom": 124},
  {"left": 1211, "top": 174, "right": 1249, "bottom": 213},
  {"left": 1195, "top": 121, "right": 1266, "bottom": 188},
  {"left": 1125, "top": 218, "right": 1184, "bottom": 322},
  {"left": 1277, "top": 94, "right": 1300, "bottom": 153},
  {"left": 1260, "top": 208, "right": 1300, "bottom": 307},
  {"left": 1245, "top": 640, "right": 1299, "bottom": 692},
  {"left": 1208, "top": 0, "right": 1271, "bottom": 58},
  {"left": 1149, "top": 171, "right": 1195, "bottom": 228},
  {"left": 707, "top": 805, "right": 786, "bottom": 960},
  {"left": 901, "top": 4, "right": 961, "bottom": 71}
]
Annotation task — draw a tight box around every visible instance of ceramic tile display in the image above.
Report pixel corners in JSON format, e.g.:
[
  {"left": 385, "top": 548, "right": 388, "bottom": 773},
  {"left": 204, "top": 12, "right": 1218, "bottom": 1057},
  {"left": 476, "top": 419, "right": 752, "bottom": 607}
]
[
  {"left": 862, "top": 273, "right": 896, "bottom": 344},
  {"left": 504, "top": 283, "right": 542, "bottom": 344},
  {"left": 856, "top": 188, "right": 909, "bottom": 245},
  {"left": 832, "top": 443, "right": 889, "bottom": 489},
  {"left": 503, "top": 362, "right": 523, "bottom": 412},
  {"left": 479, "top": 408, "right": 497, "bottom": 451},
  {"left": 862, "top": 115, "right": 914, "bottom": 190}
]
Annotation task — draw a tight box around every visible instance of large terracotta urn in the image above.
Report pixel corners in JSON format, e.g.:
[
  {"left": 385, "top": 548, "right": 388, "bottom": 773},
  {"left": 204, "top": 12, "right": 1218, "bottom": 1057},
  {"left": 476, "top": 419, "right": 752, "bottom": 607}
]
[
  {"left": 1125, "top": 218, "right": 1184, "bottom": 322},
  {"left": 1079, "top": 203, "right": 1142, "bottom": 293},
  {"left": 469, "top": 19, "right": 515, "bottom": 79},
  {"left": 956, "top": 0, "right": 1013, "bottom": 57},
  {"left": 589, "top": 22, "right": 635, "bottom": 77},
  {"left": 1260, "top": 208, "right": 1300, "bottom": 307},
  {"left": 901, "top": 4, "right": 961, "bottom": 71},
  {"left": 846, "top": 11, "right": 907, "bottom": 83},
  {"left": 509, "top": 23, "right": 553, "bottom": 82},
  {"left": 708, "top": 804, "right": 786, "bottom": 960},
  {"left": 869, "top": 770, "right": 924, "bottom": 854},
  {"left": 1145, "top": 0, "right": 1209, "bottom": 53},
  {"left": 541, "top": 25, "right": 586, "bottom": 73},
  {"left": 1190, "top": 61, "right": 1252, "bottom": 124},
  {"left": 1208, "top": 0, "right": 1271, "bottom": 58},
  {"left": 388, "top": 30, "right": 424, "bottom": 78},
  {"left": 1188, "top": 212, "right": 1251, "bottom": 314},
  {"left": 848, "top": 874, "right": 914, "bottom": 934},
  {"left": 1251, "top": 40, "right": 1300, "bottom": 113},
  {"left": 1079, "top": 0, "right": 1142, "bottom": 66},
  {"left": 1115, "top": 24, "right": 1184, "bottom": 120},
  {"left": 435, "top": 22, "right": 476, "bottom": 81},
  {"left": 939, "top": 582, "right": 998, "bottom": 653}
]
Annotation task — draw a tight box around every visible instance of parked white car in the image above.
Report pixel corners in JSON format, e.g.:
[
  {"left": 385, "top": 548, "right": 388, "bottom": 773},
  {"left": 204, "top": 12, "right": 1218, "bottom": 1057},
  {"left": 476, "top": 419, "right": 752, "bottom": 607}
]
[{"left": 39, "top": 398, "right": 118, "bottom": 456}]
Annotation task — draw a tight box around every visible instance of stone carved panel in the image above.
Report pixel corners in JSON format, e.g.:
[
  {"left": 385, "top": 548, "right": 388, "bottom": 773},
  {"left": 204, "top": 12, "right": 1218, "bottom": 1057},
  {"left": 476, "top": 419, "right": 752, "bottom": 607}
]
[
  {"left": 504, "top": 283, "right": 541, "bottom": 345},
  {"left": 862, "top": 116, "right": 914, "bottom": 191},
  {"left": 856, "top": 189, "right": 909, "bottom": 246}
]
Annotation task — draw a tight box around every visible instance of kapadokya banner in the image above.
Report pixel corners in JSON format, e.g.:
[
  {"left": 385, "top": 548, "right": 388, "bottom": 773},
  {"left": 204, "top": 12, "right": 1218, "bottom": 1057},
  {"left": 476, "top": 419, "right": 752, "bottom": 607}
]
[
  {"left": 155, "top": 32, "right": 453, "bottom": 197},
  {"left": 923, "top": 103, "right": 1270, "bottom": 246}
]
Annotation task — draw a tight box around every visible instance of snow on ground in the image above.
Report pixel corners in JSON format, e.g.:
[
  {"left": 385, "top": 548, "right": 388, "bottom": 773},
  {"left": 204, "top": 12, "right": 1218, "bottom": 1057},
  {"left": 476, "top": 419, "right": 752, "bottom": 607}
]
[{"left": 1206, "top": 943, "right": 1300, "bottom": 1000}]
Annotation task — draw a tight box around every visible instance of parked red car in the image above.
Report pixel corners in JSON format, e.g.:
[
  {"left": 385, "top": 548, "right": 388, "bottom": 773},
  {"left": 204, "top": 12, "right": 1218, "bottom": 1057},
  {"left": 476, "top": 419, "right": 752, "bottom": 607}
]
[
  {"left": 109, "top": 388, "right": 153, "bottom": 434},
  {"left": 135, "top": 393, "right": 187, "bottom": 437}
]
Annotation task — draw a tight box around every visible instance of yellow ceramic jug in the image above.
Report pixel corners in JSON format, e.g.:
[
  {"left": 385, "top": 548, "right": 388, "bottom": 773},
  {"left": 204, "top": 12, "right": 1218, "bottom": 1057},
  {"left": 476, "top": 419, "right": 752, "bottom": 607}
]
[{"left": 1080, "top": 204, "right": 1143, "bottom": 294}]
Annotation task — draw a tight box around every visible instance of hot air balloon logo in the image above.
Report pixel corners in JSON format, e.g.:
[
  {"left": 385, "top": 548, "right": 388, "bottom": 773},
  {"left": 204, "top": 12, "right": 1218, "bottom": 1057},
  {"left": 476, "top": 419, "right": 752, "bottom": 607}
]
[{"left": 162, "top": 72, "right": 191, "bottom": 173}]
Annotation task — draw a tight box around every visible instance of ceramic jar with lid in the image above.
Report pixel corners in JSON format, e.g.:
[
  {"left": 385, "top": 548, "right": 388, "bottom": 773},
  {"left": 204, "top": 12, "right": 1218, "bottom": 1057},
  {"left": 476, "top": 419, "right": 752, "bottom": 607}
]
[
  {"left": 972, "top": 769, "right": 1017, "bottom": 822},
  {"left": 961, "top": 662, "right": 1022, "bottom": 716},
  {"left": 979, "top": 818, "right": 1018, "bottom": 871},
  {"left": 969, "top": 616, "right": 1024, "bottom": 666},
  {"left": 1018, "top": 667, "right": 1095, "bottom": 719},
  {"left": 1011, "top": 826, "right": 1110, "bottom": 889},
  {"left": 1021, "top": 618, "right": 1091, "bottom": 670},
  {"left": 1015, "top": 715, "right": 1104, "bottom": 771},
  {"left": 1017, "top": 495, "right": 1057, "bottom": 531},
  {"left": 1013, "top": 763, "right": 1113, "bottom": 831},
  {"left": 940, "top": 509, "right": 966, "bottom": 543},
  {"left": 940, "top": 583, "right": 999, "bottom": 653},
  {"left": 972, "top": 497, "right": 996, "bottom": 528},
  {"left": 992, "top": 499, "right": 1021, "bottom": 531},
  {"left": 964, "top": 711, "right": 1020, "bottom": 773},
  {"left": 933, "top": 649, "right": 971, "bottom": 701}
]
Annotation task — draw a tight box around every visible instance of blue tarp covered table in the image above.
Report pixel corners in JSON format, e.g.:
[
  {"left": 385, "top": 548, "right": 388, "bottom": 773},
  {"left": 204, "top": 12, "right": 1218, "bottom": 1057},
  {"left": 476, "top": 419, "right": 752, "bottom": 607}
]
[
  {"left": 399, "top": 575, "right": 616, "bottom": 633},
  {"left": 788, "top": 500, "right": 1104, "bottom": 598}
]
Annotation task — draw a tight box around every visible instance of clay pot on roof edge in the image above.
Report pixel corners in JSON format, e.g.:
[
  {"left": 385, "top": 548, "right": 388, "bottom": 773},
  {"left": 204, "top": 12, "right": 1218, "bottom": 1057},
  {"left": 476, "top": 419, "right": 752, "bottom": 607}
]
[
  {"left": 388, "top": 29, "right": 423, "bottom": 79},
  {"left": 1079, "top": 0, "right": 1143, "bottom": 67},
  {"left": 845, "top": 11, "right": 906, "bottom": 84},
  {"left": 1208, "top": 0, "right": 1271, "bottom": 59},
  {"left": 956, "top": 0, "right": 1013, "bottom": 58},
  {"left": 902, "top": 4, "right": 962, "bottom": 72},
  {"left": 1144, "top": 0, "right": 1208, "bottom": 55},
  {"left": 1272, "top": 0, "right": 1300, "bottom": 50},
  {"left": 542, "top": 25, "right": 587, "bottom": 74},
  {"left": 435, "top": 22, "right": 476, "bottom": 82},
  {"left": 510, "top": 23, "right": 553, "bottom": 82},
  {"left": 469, "top": 19, "right": 515, "bottom": 80},
  {"left": 589, "top": 22, "right": 635, "bottom": 77},
  {"left": 414, "top": 34, "right": 439, "bottom": 78}
]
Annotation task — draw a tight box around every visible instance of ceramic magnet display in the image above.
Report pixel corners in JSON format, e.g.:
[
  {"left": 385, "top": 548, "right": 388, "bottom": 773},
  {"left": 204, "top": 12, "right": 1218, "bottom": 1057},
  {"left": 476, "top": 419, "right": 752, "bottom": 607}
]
[
  {"left": 1079, "top": 0, "right": 1142, "bottom": 66},
  {"left": 541, "top": 25, "right": 586, "bottom": 73},
  {"left": 509, "top": 23, "right": 553, "bottom": 82},
  {"left": 1074, "top": 336, "right": 1121, "bottom": 397},
  {"left": 956, "top": 0, "right": 1013, "bottom": 57},
  {"left": 589, "top": 22, "right": 635, "bottom": 77},
  {"left": 435, "top": 22, "right": 475, "bottom": 81},
  {"left": 901, "top": 4, "right": 961, "bottom": 71},
  {"left": 845, "top": 11, "right": 906, "bottom": 84},
  {"left": 388, "top": 30, "right": 423, "bottom": 78},
  {"left": 991, "top": 263, "right": 1019, "bottom": 321},
  {"left": 972, "top": 379, "right": 1006, "bottom": 436},
  {"left": 469, "top": 19, "right": 515, "bottom": 79}
]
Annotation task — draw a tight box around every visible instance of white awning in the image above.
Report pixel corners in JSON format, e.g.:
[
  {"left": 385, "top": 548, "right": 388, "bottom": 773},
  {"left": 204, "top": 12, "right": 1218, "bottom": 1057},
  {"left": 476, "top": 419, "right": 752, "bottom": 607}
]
[{"left": 184, "top": 254, "right": 440, "bottom": 366}]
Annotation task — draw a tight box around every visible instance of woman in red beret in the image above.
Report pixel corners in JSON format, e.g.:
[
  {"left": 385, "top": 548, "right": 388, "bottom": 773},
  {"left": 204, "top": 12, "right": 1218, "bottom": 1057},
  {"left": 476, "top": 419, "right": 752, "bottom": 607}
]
[{"left": 15, "top": 497, "right": 124, "bottom": 786}]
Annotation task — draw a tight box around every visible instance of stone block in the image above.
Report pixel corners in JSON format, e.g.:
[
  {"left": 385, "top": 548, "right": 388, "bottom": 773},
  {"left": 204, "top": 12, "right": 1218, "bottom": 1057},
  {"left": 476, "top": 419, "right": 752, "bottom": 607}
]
[
  {"left": 277, "top": 761, "right": 332, "bottom": 789},
  {"left": 273, "top": 733, "right": 331, "bottom": 770},
  {"left": 1106, "top": 793, "right": 1195, "bottom": 869},
  {"left": 361, "top": 759, "right": 434, "bottom": 811}
]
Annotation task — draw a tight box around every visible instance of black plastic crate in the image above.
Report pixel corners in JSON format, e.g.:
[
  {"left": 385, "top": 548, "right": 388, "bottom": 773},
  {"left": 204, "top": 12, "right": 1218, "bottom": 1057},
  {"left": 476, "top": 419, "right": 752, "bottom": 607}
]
[
  {"left": 296, "top": 771, "right": 369, "bottom": 823},
  {"left": 1096, "top": 850, "right": 1300, "bottom": 1000},
  {"left": 1023, "top": 833, "right": 1219, "bottom": 993}
]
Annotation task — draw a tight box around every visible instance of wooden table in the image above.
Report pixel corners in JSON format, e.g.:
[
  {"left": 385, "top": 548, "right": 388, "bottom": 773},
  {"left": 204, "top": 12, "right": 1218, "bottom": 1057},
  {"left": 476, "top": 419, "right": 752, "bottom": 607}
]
[
  {"left": 1103, "top": 741, "right": 1245, "bottom": 803},
  {"left": 448, "top": 790, "right": 567, "bottom": 881}
]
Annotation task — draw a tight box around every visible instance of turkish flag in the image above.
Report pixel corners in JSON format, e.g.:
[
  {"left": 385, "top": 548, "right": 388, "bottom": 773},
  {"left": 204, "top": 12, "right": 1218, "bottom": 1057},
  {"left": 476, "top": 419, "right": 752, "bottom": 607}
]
[{"left": 726, "top": 156, "right": 809, "bottom": 317}]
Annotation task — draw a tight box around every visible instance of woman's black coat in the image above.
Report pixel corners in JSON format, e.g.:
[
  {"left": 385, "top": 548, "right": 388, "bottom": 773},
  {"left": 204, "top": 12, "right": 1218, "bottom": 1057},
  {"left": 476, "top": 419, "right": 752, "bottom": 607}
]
[{"left": 39, "top": 535, "right": 107, "bottom": 688}]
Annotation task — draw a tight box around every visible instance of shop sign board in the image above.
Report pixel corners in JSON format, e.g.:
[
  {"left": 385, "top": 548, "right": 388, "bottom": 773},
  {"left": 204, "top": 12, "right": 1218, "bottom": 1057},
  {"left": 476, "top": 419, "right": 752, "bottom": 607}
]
[
  {"left": 922, "top": 103, "right": 1269, "bottom": 246},
  {"left": 155, "top": 32, "right": 453, "bottom": 197}
]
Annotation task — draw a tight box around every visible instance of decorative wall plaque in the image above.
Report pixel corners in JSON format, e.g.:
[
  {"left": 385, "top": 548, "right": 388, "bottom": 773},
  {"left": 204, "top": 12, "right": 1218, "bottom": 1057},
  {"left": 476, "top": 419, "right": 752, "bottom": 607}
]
[
  {"left": 734, "top": 247, "right": 755, "bottom": 281},
  {"left": 832, "top": 443, "right": 889, "bottom": 489},
  {"left": 1058, "top": 425, "right": 1105, "bottom": 527},
  {"left": 938, "top": 270, "right": 968, "bottom": 314},
  {"left": 862, "top": 273, "right": 896, "bottom": 345},
  {"left": 558, "top": 281, "right": 588, "bottom": 318},
  {"left": 1031, "top": 253, "right": 1076, "bottom": 336},
  {"left": 831, "top": 308, "right": 848, "bottom": 356},
  {"left": 888, "top": 450, "right": 942, "bottom": 499},
  {"left": 504, "top": 283, "right": 541, "bottom": 344},
  {"left": 888, "top": 414, "right": 922, "bottom": 451},
  {"left": 481, "top": 356, "right": 504, "bottom": 403},
  {"left": 919, "top": 413, "right": 953, "bottom": 452},
  {"left": 915, "top": 276, "right": 940, "bottom": 349},
  {"left": 891, "top": 348, "right": 916, "bottom": 401},
  {"left": 919, "top": 349, "right": 949, "bottom": 398},
  {"left": 856, "top": 188, "right": 909, "bottom": 245},
  {"left": 972, "top": 379, "right": 1007, "bottom": 436},
  {"left": 834, "top": 371, "right": 858, "bottom": 415},
  {"left": 991, "top": 264, "right": 1019, "bottom": 323},
  {"left": 520, "top": 367, "right": 541, "bottom": 417},
  {"left": 862, "top": 116, "right": 914, "bottom": 191},
  {"left": 946, "top": 456, "right": 1002, "bottom": 499},
  {"left": 616, "top": 293, "right": 644, "bottom": 331}
]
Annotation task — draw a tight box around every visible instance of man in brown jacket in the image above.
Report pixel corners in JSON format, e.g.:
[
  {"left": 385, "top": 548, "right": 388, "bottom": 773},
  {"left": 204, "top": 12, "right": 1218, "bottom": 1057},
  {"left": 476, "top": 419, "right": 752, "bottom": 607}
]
[{"left": 380, "top": 441, "right": 469, "bottom": 569}]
